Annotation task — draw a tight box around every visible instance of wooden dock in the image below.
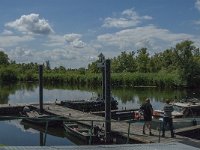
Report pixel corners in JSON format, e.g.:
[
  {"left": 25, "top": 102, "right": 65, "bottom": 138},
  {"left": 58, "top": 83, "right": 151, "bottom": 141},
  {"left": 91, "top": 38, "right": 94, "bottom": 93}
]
[
  {"left": 33, "top": 103, "right": 200, "bottom": 146},
  {"left": 0, "top": 103, "right": 200, "bottom": 148}
]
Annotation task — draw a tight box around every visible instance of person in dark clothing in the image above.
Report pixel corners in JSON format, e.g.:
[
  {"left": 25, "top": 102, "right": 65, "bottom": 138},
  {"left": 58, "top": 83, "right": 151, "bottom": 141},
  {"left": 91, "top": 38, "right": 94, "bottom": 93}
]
[
  {"left": 140, "top": 98, "right": 154, "bottom": 136},
  {"left": 162, "top": 99, "right": 175, "bottom": 138}
]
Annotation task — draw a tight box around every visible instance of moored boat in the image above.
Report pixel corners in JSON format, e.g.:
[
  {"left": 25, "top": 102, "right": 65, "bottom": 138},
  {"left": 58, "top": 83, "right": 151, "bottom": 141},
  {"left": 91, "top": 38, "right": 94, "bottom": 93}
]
[
  {"left": 63, "top": 121, "right": 103, "bottom": 144},
  {"left": 21, "top": 106, "right": 62, "bottom": 126}
]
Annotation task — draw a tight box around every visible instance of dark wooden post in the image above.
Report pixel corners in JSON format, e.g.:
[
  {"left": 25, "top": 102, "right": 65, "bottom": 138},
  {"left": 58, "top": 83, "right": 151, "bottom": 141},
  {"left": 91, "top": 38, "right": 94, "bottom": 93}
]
[
  {"left": 39, "top": 65, "right": 43, "bottom": 113},
  {"left": 40, "top": 132, "right": 44, "bottom": 146},
  {"left": 105, "top": 59, "right": 111, "bottom": 143},
  {"left": 98, "top": 53, "right": 105, "bottom": 100},
  {"left": 102, "top": 64, "right": 105, "bottom": 100}
]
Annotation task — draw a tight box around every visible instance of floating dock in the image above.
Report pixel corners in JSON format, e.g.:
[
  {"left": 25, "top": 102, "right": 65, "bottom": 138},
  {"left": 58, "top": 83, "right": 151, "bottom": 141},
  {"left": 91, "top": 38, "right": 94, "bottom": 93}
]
[{"left": 0, "top": 103, "right": 200, "bottom": 148}]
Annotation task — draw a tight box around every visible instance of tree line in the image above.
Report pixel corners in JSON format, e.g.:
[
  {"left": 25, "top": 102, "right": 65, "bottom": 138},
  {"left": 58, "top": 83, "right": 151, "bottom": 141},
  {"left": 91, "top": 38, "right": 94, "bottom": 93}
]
[
  {"left": 88, "top": 40, "right": 200, "bottom": 88},
  {"left": 0, "top": 40, "right": 200, "bottom": 88}
]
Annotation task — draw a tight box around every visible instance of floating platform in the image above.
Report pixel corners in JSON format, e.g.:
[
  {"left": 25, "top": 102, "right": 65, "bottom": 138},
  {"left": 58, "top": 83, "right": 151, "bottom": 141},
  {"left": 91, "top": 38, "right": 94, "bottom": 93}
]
[
  {"left": 0, "top": 103, "right": 200, "bottom": 148},
  {"left": 59, "top": 98, "right": 118, "bottom": 112}
]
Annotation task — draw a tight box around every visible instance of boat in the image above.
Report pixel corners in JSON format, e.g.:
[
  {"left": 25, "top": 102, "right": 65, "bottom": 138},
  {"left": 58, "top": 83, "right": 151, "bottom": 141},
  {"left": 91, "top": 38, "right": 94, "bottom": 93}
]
[
  {"left": 63, "top": 121, "right": 103, "bottom": 144},
  {"left": 151, "top": 99, "right": 200, "bottom": 130},
  {"left": 151, "top": 117, "right": 200, "bottom": 130},
  {"left": 20, "top": 119, "right": 65, "bottom": 138},
  {"left": 153, "top": 99, "right": 200, "bottom": 119},
  {"left": 21, "top": 106, "right": 62, "bottom": 126},
  {"left": 60, "top": 96, "right": 118, "bottom": 112}
]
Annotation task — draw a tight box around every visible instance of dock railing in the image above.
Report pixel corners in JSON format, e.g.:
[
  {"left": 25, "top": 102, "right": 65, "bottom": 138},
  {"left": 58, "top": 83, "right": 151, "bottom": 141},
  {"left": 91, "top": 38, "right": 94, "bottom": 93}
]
[{"left": 0, "top": 115, "right": 163, "bottom": 145}]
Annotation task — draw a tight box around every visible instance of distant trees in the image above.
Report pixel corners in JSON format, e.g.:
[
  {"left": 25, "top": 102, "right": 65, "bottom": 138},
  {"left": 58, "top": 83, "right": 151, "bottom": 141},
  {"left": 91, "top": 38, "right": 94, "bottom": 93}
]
[
  {"left": 0, "top": 51, "right": 9, "bottom": 65},
  {"left": 87, "top": 40, "right": 200, "bottom": 88}
]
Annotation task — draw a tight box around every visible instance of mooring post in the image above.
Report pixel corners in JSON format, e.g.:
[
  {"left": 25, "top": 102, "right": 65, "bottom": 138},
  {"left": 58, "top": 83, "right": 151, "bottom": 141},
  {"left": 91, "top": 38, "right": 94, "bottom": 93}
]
[
  {"left": 40, "top": 132, "right": 44, "bottom": 146},
  {"left": 105, "top": 59, "right": 111, "bottom": 143},
  {"left": 39, "top": 65, "right": 43, "bottom": 113},
  {"left": 98, "top": 53, "right": 105, "bottom": 100},
  {"left": 102, "top": 64, "right": 105, "bottom": 100}
]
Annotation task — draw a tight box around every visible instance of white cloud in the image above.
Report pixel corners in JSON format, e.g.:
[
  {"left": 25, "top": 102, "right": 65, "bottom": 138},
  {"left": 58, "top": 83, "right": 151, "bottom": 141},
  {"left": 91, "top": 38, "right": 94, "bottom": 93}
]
[
  {"left": 102, "top": 8, "right": 152, "bottom": 28},
  {"left": 1, "top": 30, "right": 13, "bottom": 35},
  {"left": 64, "top": 33, "right": 86, "bottom": 48},
  {"left": 5, "top": 13, "right": 54, "bottom": 35},
  {"left": 0, "top": 35, "right": 34, "bottom": 47},
  {"left": 195, "top": 0, "right": 200, "bottom": 11},
  {"left": 64, "top": 33, "right": 82, "bottom": 42},
  {"left": 44, "top": 35, "right": 66, "bottom": 47},
  {"left": 5, "top": 42, "right": 99, "bottom": 68},
  {"left": 97, "top": 25, "right": 195, "bottom": 52}
]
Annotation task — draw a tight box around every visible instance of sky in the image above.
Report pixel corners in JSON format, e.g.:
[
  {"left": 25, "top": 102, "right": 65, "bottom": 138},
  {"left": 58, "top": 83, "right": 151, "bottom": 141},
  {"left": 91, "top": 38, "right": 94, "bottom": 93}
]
[{"left": 0, "top": 0, "right": 200, "bottom": 68}]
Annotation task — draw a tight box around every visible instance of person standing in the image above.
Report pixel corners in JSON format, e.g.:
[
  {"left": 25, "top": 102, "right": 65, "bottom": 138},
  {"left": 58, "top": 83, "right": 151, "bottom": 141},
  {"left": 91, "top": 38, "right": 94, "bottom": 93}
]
[
  {"left": 162, "top": 99, "right": 175, "bottom": 138},
  {"left": 140, "top": 98, "right": 154, "bottom": 136}
]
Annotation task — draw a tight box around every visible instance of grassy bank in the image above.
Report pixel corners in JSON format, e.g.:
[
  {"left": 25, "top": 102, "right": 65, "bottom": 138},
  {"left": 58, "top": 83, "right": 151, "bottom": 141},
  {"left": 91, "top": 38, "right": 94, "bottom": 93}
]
[{"left": 41, "top": 72, "right": 182, "bottom": 88}]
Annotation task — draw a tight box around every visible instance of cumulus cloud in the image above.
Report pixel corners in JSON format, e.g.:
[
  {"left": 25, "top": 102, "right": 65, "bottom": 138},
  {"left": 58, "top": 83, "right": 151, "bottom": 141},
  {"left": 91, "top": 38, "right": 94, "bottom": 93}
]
[
  {"left": 44, "top": 35, "right": 66, "bottom": 47},
  {"left": 97, "top": 25, "right": 195, "bottom": 52},
  {"left": 5, "top": 13, "right": 54, "bottom": 35},
  {"left": 195, "top": 0, "right": 200, "bottom": 11},
  {"left": 102, "top": 8, "right": 152, "bottom": 28},
  {"left": 64, "top": 33, "right": 86, "bottom": 48},
  {"left": 0, "top": 35, "right": 34, "bottom": 47}
]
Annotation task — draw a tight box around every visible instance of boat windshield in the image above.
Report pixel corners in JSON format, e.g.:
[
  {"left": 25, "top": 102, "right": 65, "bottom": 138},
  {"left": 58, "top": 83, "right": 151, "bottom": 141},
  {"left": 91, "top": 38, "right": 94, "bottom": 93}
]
[{"left": 173, "top": 105, "right": 184, "bottom": 112}]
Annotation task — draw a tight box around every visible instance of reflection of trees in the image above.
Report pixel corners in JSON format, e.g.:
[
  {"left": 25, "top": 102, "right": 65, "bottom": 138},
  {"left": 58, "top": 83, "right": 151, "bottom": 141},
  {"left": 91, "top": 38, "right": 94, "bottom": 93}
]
[
  {"left": 0, "top": 82, "right": 193, "bottom": 105},
  {"left": 111, "top": 87, "right": 186, "bottom": 103},
  {"left": 0, "top": 82, "right": 37, "bottom": 104}
]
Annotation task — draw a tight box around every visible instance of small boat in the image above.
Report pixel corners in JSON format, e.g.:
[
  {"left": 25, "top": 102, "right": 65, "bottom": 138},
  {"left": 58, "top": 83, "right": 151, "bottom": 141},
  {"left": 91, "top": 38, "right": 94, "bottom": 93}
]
[
  {"left": 60, "top": 96, "right": 118, "bottom": 112},
  {"left": 153, "top": 100, "right": 200, "bottom": 119},
  {"left": 151, "top": 117, "right": 200, "bottom": 130},
  {"left": 20, "top": 119, "right": 65, "bottom": 138},
  {"left": 21, "top": 106, "right": 62, "bottom": 126},
  {"left": 172, "top": 101, "right": 200, "bottom": 117},
  {"left": 63, "top": 121, "right": 102, "bottom": 144},
  {"left": 151, "top": 99, "right": 200, "bottom": 130},
  {"left": 153, "top": 109, "right": 183, "bottom": 119}
]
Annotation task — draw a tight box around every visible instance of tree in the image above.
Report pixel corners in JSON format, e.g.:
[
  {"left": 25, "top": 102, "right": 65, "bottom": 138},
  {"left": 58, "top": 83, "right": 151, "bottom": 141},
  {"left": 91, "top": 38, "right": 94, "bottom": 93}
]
[
  {"left": 136, "top": 48, "right": 150, "bottom": 73},
  {"left": 0, "top": 51, "right": 9, "bottom": 65},
  {"left": 174, "top": 40, "right": 200, "bottom": 87},
  {"left": 112, "top": 51, "right": 137, "bottom": 73},
  {"left": 88, "top": 61, "right": 100, "bottom": 73},
  {"left": 46, "top": 60, "right": 51, "bottom": 70}
]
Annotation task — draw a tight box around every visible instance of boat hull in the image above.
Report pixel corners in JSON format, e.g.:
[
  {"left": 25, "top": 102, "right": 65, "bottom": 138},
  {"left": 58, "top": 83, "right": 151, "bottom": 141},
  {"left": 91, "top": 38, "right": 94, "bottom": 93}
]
[{"left": 63, "top": 122, "right": 99, "bottom": 144}]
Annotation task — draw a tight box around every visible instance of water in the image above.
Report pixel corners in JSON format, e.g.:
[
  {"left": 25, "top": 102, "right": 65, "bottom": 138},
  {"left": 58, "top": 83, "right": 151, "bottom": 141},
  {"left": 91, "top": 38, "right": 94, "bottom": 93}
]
[
  {"left": 0, "top": 82, "right": 200, "bottom": 145},
  {"left": 0, "top": 119, "right": 74, "bottom": 146}
]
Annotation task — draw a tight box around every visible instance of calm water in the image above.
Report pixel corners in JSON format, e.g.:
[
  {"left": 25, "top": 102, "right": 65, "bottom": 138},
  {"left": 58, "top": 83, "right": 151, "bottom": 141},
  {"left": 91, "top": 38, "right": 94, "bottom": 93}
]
[{"left": 0, "top": 82, "right": 200, "bottom": 146}]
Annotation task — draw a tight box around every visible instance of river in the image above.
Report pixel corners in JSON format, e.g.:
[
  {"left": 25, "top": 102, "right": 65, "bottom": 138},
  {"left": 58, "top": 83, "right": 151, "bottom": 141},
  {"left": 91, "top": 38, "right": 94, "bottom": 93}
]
[{"left": 0, "top": 82, "right": 199, "bottom": 146}]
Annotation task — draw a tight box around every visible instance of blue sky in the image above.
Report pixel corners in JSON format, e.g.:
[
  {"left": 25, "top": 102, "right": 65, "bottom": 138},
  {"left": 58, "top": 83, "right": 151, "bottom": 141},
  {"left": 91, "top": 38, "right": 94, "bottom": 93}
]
[{"left": 0, "top": 0, "right": 200, "bottom": 68}]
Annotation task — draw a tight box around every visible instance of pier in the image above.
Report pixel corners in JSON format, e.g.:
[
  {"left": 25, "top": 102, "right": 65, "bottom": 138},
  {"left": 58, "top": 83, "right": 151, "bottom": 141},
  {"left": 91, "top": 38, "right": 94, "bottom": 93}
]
[{"left": 0, "top": 103, "right": 200, "bottom": 148}]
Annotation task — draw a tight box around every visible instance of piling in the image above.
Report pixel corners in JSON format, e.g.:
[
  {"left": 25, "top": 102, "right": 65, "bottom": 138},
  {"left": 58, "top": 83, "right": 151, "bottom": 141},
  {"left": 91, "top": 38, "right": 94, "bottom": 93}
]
[
  {"left": 105, "top": 59, "right": 111, "bottom": 143},
  {"left": 39, "top": 65, "right": 43, "bottom": 113}
]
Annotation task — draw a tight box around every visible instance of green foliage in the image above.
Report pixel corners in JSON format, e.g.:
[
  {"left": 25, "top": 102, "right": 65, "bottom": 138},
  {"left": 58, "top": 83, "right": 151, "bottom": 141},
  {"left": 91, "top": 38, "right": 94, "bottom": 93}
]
[
  {"left": 0, "top": 67, "right": 17, "bottom": 82},
  {"left": 0, "top": 51, "right": 9, "bottom": 65}
]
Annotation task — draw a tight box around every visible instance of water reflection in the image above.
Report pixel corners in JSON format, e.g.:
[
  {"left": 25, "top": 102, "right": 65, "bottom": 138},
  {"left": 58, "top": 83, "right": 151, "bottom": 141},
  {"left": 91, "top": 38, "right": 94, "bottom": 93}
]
[
  {"left": 0, "top": 82, "right": 200, "bottom": 110},
  {"left": 0, "top": 119, "right": 74, "bottom": 146},
  {"left": 0, "top": 83, "right": 200, "bottom": 145}
]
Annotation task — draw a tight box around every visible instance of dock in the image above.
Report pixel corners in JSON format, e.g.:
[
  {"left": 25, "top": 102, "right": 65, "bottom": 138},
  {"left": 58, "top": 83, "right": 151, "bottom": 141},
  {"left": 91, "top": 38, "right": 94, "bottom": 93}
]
[{"left": 0, "top": 103, "right": 200, "bottom": 148}]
